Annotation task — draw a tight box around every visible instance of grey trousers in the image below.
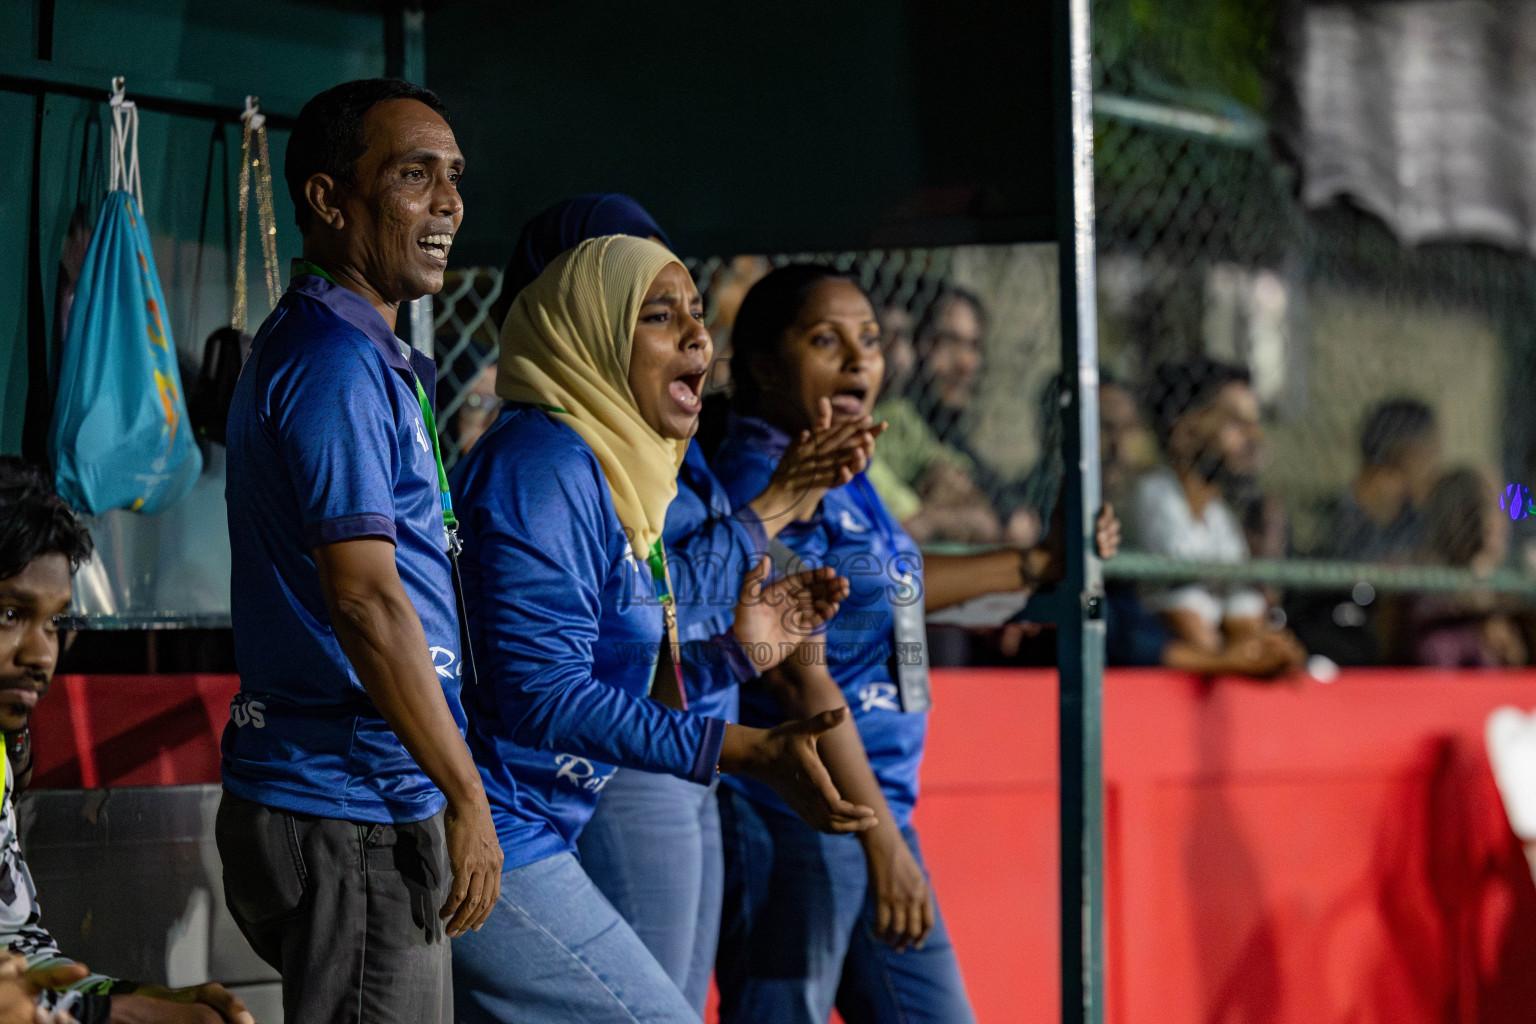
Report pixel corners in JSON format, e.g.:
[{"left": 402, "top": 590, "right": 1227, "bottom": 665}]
[{"left": 215, "top": 790, "right": 453, "bottom": 1024}]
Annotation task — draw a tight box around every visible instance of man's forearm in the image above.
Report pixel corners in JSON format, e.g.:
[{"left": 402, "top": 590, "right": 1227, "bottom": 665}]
[
  {"left": 1161, "top": 607, "right": 1222, "bottom": 653},
  {"left": 922, "top": 548, "right": 1048, "bottom": 613}
]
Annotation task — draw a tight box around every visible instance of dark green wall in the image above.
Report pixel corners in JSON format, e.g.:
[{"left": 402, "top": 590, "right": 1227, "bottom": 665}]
[
  {"left": 425, "top": 0, "right": 1058, "bottom": 266},
  {"left": 3, "top": 0, "right": 1061, "bottom": 452},
  {"left": 0, "top": 0, "right": 386, "bottom": 454}
]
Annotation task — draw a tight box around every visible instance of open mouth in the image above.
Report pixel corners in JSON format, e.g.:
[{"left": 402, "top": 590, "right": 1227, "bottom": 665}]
[
  {"left": 417, "top": 233, "right": 454, "bottom": 263},
  {"left": 829, "top": 386, "right": 869, "bottom": 417},
  {"left": 668, "top": 369, "right": 706, "bottom": 412}
]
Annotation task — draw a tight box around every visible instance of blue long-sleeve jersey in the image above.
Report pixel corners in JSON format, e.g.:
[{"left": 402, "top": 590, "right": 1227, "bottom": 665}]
[
  {"left": 451, "top": 406, "right": 727, "bottom": 869},
  {"left": 665, "top": 442, "right": 767, "bottom": 722},
  {"left": 712, "top": 413, "right": 929, "bottom": 828}
]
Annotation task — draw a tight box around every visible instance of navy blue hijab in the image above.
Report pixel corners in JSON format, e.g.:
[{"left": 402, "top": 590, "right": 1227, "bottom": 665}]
[{"left": 492, "top": 193, "right": 670, "bottom": 327}]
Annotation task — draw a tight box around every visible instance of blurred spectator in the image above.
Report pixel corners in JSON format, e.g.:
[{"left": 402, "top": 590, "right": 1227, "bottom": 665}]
[
  {"left": 1129, "top": 355, "right": 1305, "bottom": 675},
  {"left": 703, "top": 255, "right": 772, "bottom": 392},
  {"left": 869, "top": 285, "right": 1003, "bottom": 543},
  {"left": 1422, "top": 466, "right": 1509, "bottom": 577},
  {"left": 982, "top": 368, "right": 1298, "bottom": 676},
  {"left": 1513, "top": 440, "right": 1536, "bottom": 576},
  {"left": 876, "top": 299, "right": 916, "bottom": 397},
  {"left": 693, "top": 257, "right": 770, "bottom": 460},
  {"left": 1099, "top": 374, "right": 1159, "bottom": 511},
  {"left": 1288, "top": 398, "right": 1440, "bottom": 665},
  {"left": 864, "top": 300, "right": 924, "bottom": 523},
  {"left": 438, "top": 339, "right": 500, "bottom": 456},
  {"left": 1099, "top": 371, "right": 1293, "bottom": 676},
  {"left": 1099, "top": 374, "right": 1167, "bottom": 667},
  {"left": 1388, "top": 467, "right": 1527, "bottom": 667},
  {"left": 1318, "top": 398, "right": 1441, "bottom": 561},
  {"left": 453, "top": 364, "right": 501, "bottom": 454},
  {"left": 1234, "top": 486, "right": 1291, "bottom": 563},
  {"left": 913, "top": 285, "right": 986, "bottom": 440},
  {"left": 1008, "top": 372, "right": 1159, "bottom": 551},
  {"left": 984, "top": 377, "right": 1064, "bottom": 556}
]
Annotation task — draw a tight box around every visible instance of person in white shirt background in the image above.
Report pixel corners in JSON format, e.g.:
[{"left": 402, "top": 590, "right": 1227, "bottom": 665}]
[{"left": 1131, "top": 355, "right": 1307, "bottom": 676}]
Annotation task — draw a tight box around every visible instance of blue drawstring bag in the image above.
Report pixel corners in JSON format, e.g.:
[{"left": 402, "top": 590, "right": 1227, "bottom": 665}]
[{"left": 50, "top": 88, "right": 201, "bottom": 514}]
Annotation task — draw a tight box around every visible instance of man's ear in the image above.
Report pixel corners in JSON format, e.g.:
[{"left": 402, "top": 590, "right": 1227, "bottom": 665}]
[{"left": 303, "top": 173, "right": 345, "bottom": 231}]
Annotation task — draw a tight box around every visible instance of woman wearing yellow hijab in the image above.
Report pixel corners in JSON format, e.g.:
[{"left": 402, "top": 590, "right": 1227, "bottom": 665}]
[{"left": 448, "top": 235, "right": 875, "bottom": 1023}]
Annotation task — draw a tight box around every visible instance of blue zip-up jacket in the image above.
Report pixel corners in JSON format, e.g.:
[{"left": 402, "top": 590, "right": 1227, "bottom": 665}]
[
  {"left": 712, "top": 413, "right": 929, "bottom": 828},
  {"left": 665, "top": 442, "right": 766, "bottom": 722},
  {"left": 451, "top": 406, "right": 728, "bottom": 868}
]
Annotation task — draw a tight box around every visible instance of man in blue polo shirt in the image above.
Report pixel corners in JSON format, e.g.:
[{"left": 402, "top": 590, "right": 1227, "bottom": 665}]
[{"left": 217, "top": 79, "right": 501, "bottom": 1022}]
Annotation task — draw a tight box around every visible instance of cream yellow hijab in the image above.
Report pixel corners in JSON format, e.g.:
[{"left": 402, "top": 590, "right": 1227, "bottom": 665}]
[{"left": 495, "top": 234, "right": 690, "bottom": 565}]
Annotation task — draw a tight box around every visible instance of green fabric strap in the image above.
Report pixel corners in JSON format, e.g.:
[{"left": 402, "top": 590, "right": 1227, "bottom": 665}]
[
  {"left": 646, "top": 539, "right": 671, "bottom": 603},
  {"left": 293, "top": 259, "right": 457, "bottom": 537},
  {"left": 412, "top": 373, "right": 458, "bottom": 535},
  {"left": 291, "top": 258, "right": 336, "bottom": 285}
]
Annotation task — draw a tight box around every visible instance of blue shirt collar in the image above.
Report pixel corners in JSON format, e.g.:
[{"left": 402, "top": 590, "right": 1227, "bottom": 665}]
[
  {"left": 288, "top": 265, "right": 415, "bottom": 374},
  {"left": 725, "top": 411, "right": 793, "bottom": 462},
  {"left": 288, "top": 264, "right": 437, "bottom": 391}
]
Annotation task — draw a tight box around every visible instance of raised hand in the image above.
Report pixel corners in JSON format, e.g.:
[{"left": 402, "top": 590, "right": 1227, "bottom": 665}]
[
  {"left": 1095, "top": 503, "right": 1121, "bottom": 560},
  {"left": 1038, "top": 501, "right": 1121, "bottom": 585},
  {"left": 719, "top": 708, "right": 879, "bottom": 834},
  {"left": 749, "top": 398, "right": 887, "bottom": 531},
  {"left": 731, "top": 557, "right": 850, "bottom": 673}
]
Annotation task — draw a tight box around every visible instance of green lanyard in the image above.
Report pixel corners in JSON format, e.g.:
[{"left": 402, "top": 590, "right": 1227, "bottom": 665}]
[
  {"left": 294, "top": 259, "right": 458, "bottom": 544},
  {"left": 411, "top": 371, "right": 459, "bottom": 540},
  {"left": 646, "top": 539, "right": 671, "bottom": 606}
]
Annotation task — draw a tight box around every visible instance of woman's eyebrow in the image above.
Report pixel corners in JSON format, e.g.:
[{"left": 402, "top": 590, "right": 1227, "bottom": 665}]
[
  {"left": 798, "top": 316, "right": 873, "bottom": 330},
  {"left": 643, "top": 292, "right": 680, "bottom": 305}
]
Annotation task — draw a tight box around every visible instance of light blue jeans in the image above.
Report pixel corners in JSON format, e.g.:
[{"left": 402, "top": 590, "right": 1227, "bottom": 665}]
[
  {"left": 578, "top": 769, "right": 723, "bottom": 1016},
  {"left": 716, "top": 788, "right": 976, "bottom": 1024},
  {"left": 451, "top": 851, "right": 696, "bottom": 1024}
]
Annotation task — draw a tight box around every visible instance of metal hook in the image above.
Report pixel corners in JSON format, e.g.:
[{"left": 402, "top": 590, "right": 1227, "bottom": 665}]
[{"left": 241, "top": 94, "right": 265, "bottom": 131}]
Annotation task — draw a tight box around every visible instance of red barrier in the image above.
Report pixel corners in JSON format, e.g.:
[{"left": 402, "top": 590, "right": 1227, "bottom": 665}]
[
  {"left": 35, "top": 669, "right": 1536, "bottom": 1023},
  {"left": 34, "top": 674, "right": 238, "bottom": 789},
  {"left": 916, "top": 668, "right": 1536, "bottom": 1024}
]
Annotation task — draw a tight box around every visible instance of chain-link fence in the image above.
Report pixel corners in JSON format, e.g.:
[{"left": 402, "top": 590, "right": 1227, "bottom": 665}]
[
  {"left": 1089, "top": 0, "right": 1536, "bottom": 672},
  {"left": 430, "top": 5, "right": 1536, "bottom": 672},
  {"left": 433, "top": 244, "right": 1065, "bottom": 545}
]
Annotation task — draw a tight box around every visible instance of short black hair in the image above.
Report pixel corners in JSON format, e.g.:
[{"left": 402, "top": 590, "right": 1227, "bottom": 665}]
[
  {"left": 1147, "top": 355, "right": 1251, "bottom": 449},
  {"left": 0, "top": 458, "right": 93, "bottom": 581},
  {"left": 1360, "top": 398, "right": 1437, "bottom": 468},
  {"left": 285, "top": 79, "right": 450, "bottom": 233},
  {"left": 729, "top": 264, "right": 868, "bottom": 415}
]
